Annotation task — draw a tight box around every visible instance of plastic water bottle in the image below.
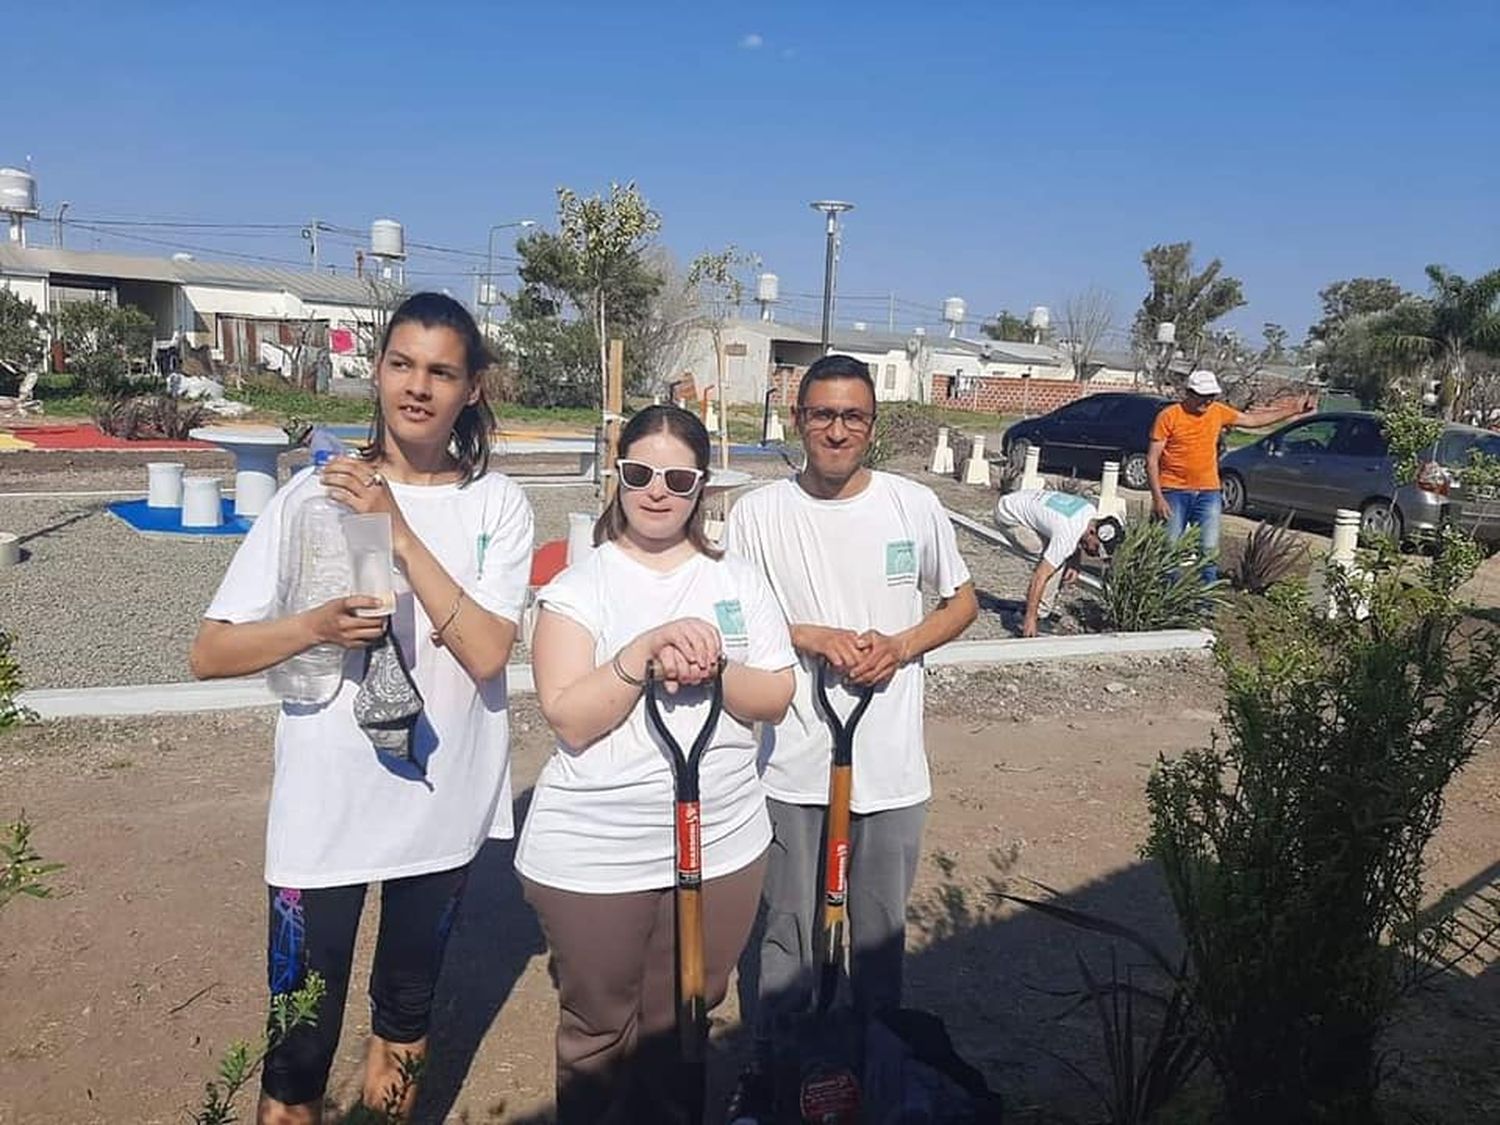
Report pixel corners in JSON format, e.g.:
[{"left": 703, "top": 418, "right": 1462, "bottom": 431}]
[{"left": 267, "top": 429, "right": 353, "bottom": 705}]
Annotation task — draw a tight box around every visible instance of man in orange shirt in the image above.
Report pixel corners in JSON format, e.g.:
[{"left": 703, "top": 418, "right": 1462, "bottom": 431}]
[{"left": 1147, "top": 369, "right": 1316, "bottom": 581}]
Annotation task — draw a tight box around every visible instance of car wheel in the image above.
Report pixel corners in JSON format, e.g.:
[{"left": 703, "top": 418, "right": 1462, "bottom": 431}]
[
  {"left": 1121, "top": 452, "right": 1150, "bottom": 491},
  {"left": 1008, "top": 438, "right": 1031, "bottom": 471},
  {"left": 1361, "top": 498, "right": 1403, "bottom": 542},
  {"left": 1221, "top": 472, "right": 1246, "bottom": 515}
]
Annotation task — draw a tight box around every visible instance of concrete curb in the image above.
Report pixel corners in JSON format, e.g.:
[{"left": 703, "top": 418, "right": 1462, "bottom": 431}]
[{"left": 18, "top": 633, "right": 1212, "bottom": 720}]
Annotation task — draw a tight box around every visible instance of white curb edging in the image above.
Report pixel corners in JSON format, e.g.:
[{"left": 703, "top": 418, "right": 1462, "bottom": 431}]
[{"left": 17, "top": 633, "right": 1212, "bottom": 720}]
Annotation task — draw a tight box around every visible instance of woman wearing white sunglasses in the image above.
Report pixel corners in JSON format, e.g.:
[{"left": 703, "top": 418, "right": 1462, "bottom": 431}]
[{"left": 516, "top": 404, "right": 796, "bottom": 1123}]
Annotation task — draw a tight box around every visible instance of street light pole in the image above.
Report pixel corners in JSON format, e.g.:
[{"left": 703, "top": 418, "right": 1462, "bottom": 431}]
[
  {"left": 810, "top": 200, "right": 854, "bottom": 353},
  {"left": 485, "top": 218, "right": 537, "bottom": 333}
]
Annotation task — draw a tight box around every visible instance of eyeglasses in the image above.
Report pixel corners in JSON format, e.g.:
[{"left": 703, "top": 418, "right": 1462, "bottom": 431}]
[
  {"left": 617, "top": 459, "right": 705, "bottom": 496},
  {"left": 799, "top": 407, "right": 876, "bottom": 433}
]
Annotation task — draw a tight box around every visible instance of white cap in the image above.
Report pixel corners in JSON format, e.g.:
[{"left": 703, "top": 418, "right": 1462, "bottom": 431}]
[{"left": 1186, "top": 369, "right": 1223, "bottom": 397}]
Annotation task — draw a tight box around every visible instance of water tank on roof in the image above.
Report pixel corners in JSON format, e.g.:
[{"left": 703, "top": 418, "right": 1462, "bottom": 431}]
[
  {"left": 1155, "top": 321, "right": 1177, "bottom": 346},
  {"left": 171, "top": 252, "right": 195, "bottom": 262},
  {"left": 942, "top": 297, "right": 966, "bottom": 325},
  {"left": 756, "top": 273, "right": 779, "bottom": 304},
  {"left": 370, "top": 219, "right": 406, "bottom": 259},
  {"left": 0, "top": 168, "right": 39, "bottom": 215},
  {"left": 1028, "top": 305, "right": 1050, "bottom": 331}
]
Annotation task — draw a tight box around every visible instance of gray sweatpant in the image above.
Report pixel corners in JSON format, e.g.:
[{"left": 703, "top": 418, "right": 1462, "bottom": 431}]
[{"left": 740, "top": 797, "right": 927, "bottom": 1047}]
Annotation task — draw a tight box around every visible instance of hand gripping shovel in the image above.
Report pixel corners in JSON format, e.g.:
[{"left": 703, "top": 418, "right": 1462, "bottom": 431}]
[{"left": 644, "top": 658, "right": 727, "bottom": 1125}]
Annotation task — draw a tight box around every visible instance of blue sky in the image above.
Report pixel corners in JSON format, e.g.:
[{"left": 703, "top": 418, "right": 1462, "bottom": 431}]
[{"left": 7, "top": 1, "right": 1498, "bottom": 345}]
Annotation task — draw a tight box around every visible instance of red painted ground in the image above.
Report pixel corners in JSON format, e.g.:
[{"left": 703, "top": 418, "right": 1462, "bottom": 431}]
[{"left": 0, "top": 423, "right": 210, "bottom": 452}]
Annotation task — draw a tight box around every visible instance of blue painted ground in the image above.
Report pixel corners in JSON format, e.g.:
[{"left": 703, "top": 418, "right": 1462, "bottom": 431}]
[{"left": 107, "top": 498, "right": 253, "bottom": 538}]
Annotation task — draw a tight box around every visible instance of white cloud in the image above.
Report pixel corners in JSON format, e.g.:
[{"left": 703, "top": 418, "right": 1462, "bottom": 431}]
[{"left": 739, "top": 32, "right": 764, "bottom": 49}]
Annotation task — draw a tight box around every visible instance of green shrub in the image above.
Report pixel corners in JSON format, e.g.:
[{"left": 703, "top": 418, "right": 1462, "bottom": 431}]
[
  {"left": 1101, "top": 523, "right": 1225, "bottom": 631},
  {"left": 0, "top": 627, "right": 34, "bottom": 730},
  {"left": 1146, "top": 551, "right": 1500, "bottom": 1123},
  {"left": 50, "top": 301, "right": 155, "bottom": 395}
]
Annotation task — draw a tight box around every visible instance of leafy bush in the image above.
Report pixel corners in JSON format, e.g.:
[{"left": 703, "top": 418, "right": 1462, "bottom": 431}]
[
  {"left": 0, "top": 287, "right": 46, "bottom": 393},
  {"left": 1231, "top": 515, "right": 1308, "bottom": 594},
  {"left": 1146, "top": 551, "right": 1500, "bottom": 1123},
  {"left": 0, "top": 627, "right": 34, "bottom": 730},
  {"left": 50, "top": 300, "right": 155, "bottom": 395},
  {"left": 1101, "top": 523, "right": 1225, "bottom": 631},
  {"left": 194, "top": 974, "right": 327, "bottom": 1125}
]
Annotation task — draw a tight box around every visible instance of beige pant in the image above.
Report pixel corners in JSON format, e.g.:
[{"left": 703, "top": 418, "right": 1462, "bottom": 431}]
[
  {"left": 522, "top": 852, "right": 767, "bottom": 1125},
  {"left": 994, "top": 521, "right": 1061, "bottom": 616}
]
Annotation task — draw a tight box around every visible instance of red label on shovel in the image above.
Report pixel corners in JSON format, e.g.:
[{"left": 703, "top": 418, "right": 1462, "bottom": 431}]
[
  {"left": 800, "top": 1067, "right": 860, "bottom": 1122},
  {"left": 676, "top": 802, "right": 702, "bottom": 887},
  {"left": 824, "top": 840, "right": 849, "bottom": 905}
]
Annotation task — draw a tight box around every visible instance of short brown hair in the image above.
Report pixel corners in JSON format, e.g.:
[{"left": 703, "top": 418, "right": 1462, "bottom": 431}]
[{"left": 593, "top": 405, "right": 723, "bottom": 559}]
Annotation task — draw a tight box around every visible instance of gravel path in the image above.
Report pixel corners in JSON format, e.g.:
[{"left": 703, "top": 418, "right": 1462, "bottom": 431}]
[{"left": 1, "top": 454, "right": 1076, "bottom": 690}]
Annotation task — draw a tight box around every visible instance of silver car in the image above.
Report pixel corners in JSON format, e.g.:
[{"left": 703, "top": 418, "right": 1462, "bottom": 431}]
[{"left": 1218, "top": 411, "right": 1500, "bottom": 543}]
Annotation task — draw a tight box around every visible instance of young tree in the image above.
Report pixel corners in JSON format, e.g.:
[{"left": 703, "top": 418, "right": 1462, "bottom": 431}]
[
  {"left": 685, "top": 247, "right": 752, "bottom": 468},
  {"left": 1306, "top": 278, "right": 1410, "bottom": 406},
  {"left": 1058, "top": 286, "right": 1116, "bottom": 381},
  {"left": 50, "top": 301, "right": 155, "bottom": 395},
  {"left": 555, "top": 182, "right": 663, "bottom": 409},
  {"left": 0, "top": 288, "right": 46, "bottom": 399},
  {"left": 1130, "top": 242, "right": 1246, "bottom": 385}
]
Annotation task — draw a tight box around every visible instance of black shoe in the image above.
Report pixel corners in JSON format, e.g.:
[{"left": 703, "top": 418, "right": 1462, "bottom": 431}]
[{"left": 726, "top": 1064, "right": 773, "bottom": 1124}]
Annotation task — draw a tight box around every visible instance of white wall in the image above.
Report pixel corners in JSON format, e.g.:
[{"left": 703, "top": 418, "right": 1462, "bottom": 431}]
[
  {"left": 0, "top": 274, "right": 48, "bottom": 316},
  {"left": 675, "top": 323, "right": 776, "bottom": 404}
]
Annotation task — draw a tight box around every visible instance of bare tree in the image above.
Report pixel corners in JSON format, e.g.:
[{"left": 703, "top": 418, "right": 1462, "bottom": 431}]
[
  {"left": 1059, "top": 286, "right": 1116, "bottom": 381},
  {"left": 632, "top": 249, "right": 697, "bottom": 396}
]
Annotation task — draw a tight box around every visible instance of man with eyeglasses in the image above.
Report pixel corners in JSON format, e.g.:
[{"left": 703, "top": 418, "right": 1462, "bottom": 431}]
[{"left": 724, "top": 353, "right": 978, "bottom": 1113}]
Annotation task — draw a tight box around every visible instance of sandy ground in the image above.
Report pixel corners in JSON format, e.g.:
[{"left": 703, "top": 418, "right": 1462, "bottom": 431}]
[{"left": 2, "top": 658, "right": 1498, "bottom": 1124}]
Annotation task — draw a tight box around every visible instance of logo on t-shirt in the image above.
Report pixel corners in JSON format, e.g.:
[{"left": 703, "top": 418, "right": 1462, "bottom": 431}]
[
  {"left": 1044, "top": 493, "right": 1090, "bottom": 518},
  {"left": 714, "top": 599, "right": 748, "bottom": 645},
  {"left": 476, "top": 531, "right": 493, "bottom": 578},
  {"left": 885, "top": 539, "right": 917, "bottom": 586}
]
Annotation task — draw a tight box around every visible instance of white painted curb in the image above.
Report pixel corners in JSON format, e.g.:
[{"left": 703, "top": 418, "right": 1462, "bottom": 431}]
[{"left": 17, "top": 634, "right": 1211, "bottom": 720}]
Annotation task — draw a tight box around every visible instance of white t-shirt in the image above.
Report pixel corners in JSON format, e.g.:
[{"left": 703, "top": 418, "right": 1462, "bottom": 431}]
[
  {"left": 724, "top": 472, "right": 972, "bottom": 813},
  {"left": 995, "top": 490, "right": 1098, "bottom": 569},
  {"left": 204, "top": 468, "right": 535, "bottom": 889},
  {"left": 514, "top": 542, "right": 795, "bottom": 894}
]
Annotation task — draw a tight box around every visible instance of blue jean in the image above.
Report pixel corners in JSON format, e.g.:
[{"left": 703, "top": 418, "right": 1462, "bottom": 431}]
[{"left": 1165, "top": 489, "right": 1223, "bottom": 582}]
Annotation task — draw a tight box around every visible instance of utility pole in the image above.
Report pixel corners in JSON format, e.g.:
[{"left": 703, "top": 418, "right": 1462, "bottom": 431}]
[
  {"left": 810, "top": 201, "right": 854, "bottom": 353},
  {"left": 53, "top": 201, "right": 70, "bottom": 248},
  {"left": 888, "top": 291, "right": 895, "bottom": 333}
]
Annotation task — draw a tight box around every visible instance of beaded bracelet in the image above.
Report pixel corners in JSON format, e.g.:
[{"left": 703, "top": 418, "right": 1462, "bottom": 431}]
[{"left": 430, "top": 592, "right": 466, "bottom": 647}]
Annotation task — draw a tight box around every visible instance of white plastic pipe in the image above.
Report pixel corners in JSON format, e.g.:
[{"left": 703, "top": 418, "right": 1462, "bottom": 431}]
[
  {"left": 0, "top": 532, "right": 18, "bottom": 567},
  {"left": 1098, "top": 460, "right": 1127, "bottom": 519},
  {"left": 181, "top": 477, "right": 223, "bottom": 528},
  {"left": 1021, "top": 444, "right": 1043, "bottom": 491},
  {"left": 1330, "top": 508, "right": 1360, "bottom": 563},
  {"left": 147, "top": 462, "right": 185, "bottom": 509},
  {"left": 930, "top": 426, "right": 954, "bottom": 474}
]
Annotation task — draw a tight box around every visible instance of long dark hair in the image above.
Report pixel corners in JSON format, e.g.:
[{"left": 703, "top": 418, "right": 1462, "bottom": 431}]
[
  {"left": 594, "top": 405, "right": 722, "bottom": 559},
  {"left": 365, "top": 292, "right": 495, "bottom": 485}
]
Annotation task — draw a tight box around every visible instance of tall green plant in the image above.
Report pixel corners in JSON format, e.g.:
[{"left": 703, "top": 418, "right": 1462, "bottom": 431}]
[
  {"left": 1101, "top": 523, "right": 1225, "bottom": 631},
  {"left": 1145, "top": 550, "right": 1500, "bottom": 1124},
  {"left": 1, "top": 814, "right": 63, "bottom": 909},
  {"left": 194, "top": 974, "right": 327, "bottom": 1125}
]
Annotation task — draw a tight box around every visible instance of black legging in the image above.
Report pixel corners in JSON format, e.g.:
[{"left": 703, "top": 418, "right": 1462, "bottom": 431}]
[{"left": 260, "top": 864, "right": 469, "bottom": 1106}]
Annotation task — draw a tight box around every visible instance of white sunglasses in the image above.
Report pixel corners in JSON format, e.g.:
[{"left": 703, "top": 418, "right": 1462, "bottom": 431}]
[{"left": 616, "top": 459, "right": 706, "bottom": 496}]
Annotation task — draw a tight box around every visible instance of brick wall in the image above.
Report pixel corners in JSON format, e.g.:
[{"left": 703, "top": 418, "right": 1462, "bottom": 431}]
[
  {"left": 929, "top": 374, "right": 1106, "bottom": 415},
  {"left": 771, "top": 364, "right": 806, "bottom": 407}
]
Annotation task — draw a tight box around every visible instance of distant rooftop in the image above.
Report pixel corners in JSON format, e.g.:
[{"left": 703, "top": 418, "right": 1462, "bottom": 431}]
[{"left": 0, "top": 243, "right": 380, "bottom": 306}]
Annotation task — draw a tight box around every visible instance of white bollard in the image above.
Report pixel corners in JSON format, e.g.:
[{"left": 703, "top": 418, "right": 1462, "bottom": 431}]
[
  {"left": 0, "top": 532, "right": 18, "bottom": 568},
  {"left": 929, "top": 426, "right": 955, "bottom": 475},
  {"left": 704, "top": 403, "right": 719, "bottom": 434},
  {"left": 1098, "top": 460, "right": 1127, "bottom": 520},
  {"left": 565, "top": 512, "right": 595, "bottom": 565},
  {"left": 767, "top": 409, "right": 786, "bottom": 443},
  {"left": 962, "top": 433, "right": 991, "bottom": 485},
  {"left": 1330, "top": 508, "right": 1360, "bottom": 563},
  {"left": 181, "top": 477, "right": 223, "bottom": 528},
  {"left": 1020, "top": 444, "right": 1044, "bottom": 492},
  {"left": 147, "top": 462, "right": 185, "bottom": 509},
  {"left": 703, "top": 516, "right": 725, "bottom": 545}
]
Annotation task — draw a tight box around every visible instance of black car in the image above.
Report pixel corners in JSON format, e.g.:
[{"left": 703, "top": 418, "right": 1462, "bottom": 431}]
[{"left": 1000, "top": 392, "right": 1170, "bottom": 490}]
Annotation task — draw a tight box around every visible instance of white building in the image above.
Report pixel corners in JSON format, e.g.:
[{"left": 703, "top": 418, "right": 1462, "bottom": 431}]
[
  {"left": 0, "top": 244, "right": 388, "bottom": 381},
  {"left": 672, "top": 318, "right": 1080, "bottom": 405}
]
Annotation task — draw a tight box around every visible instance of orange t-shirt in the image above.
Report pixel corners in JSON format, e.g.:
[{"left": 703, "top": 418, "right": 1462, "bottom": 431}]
[{"left": 1150, "top": 402, "right": 1241, "bottom": 490}]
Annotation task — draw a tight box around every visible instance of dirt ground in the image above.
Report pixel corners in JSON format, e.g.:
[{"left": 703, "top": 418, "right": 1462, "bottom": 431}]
[{"left": 3, "top": 659, "right": 1499, "bottom": 1124}]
